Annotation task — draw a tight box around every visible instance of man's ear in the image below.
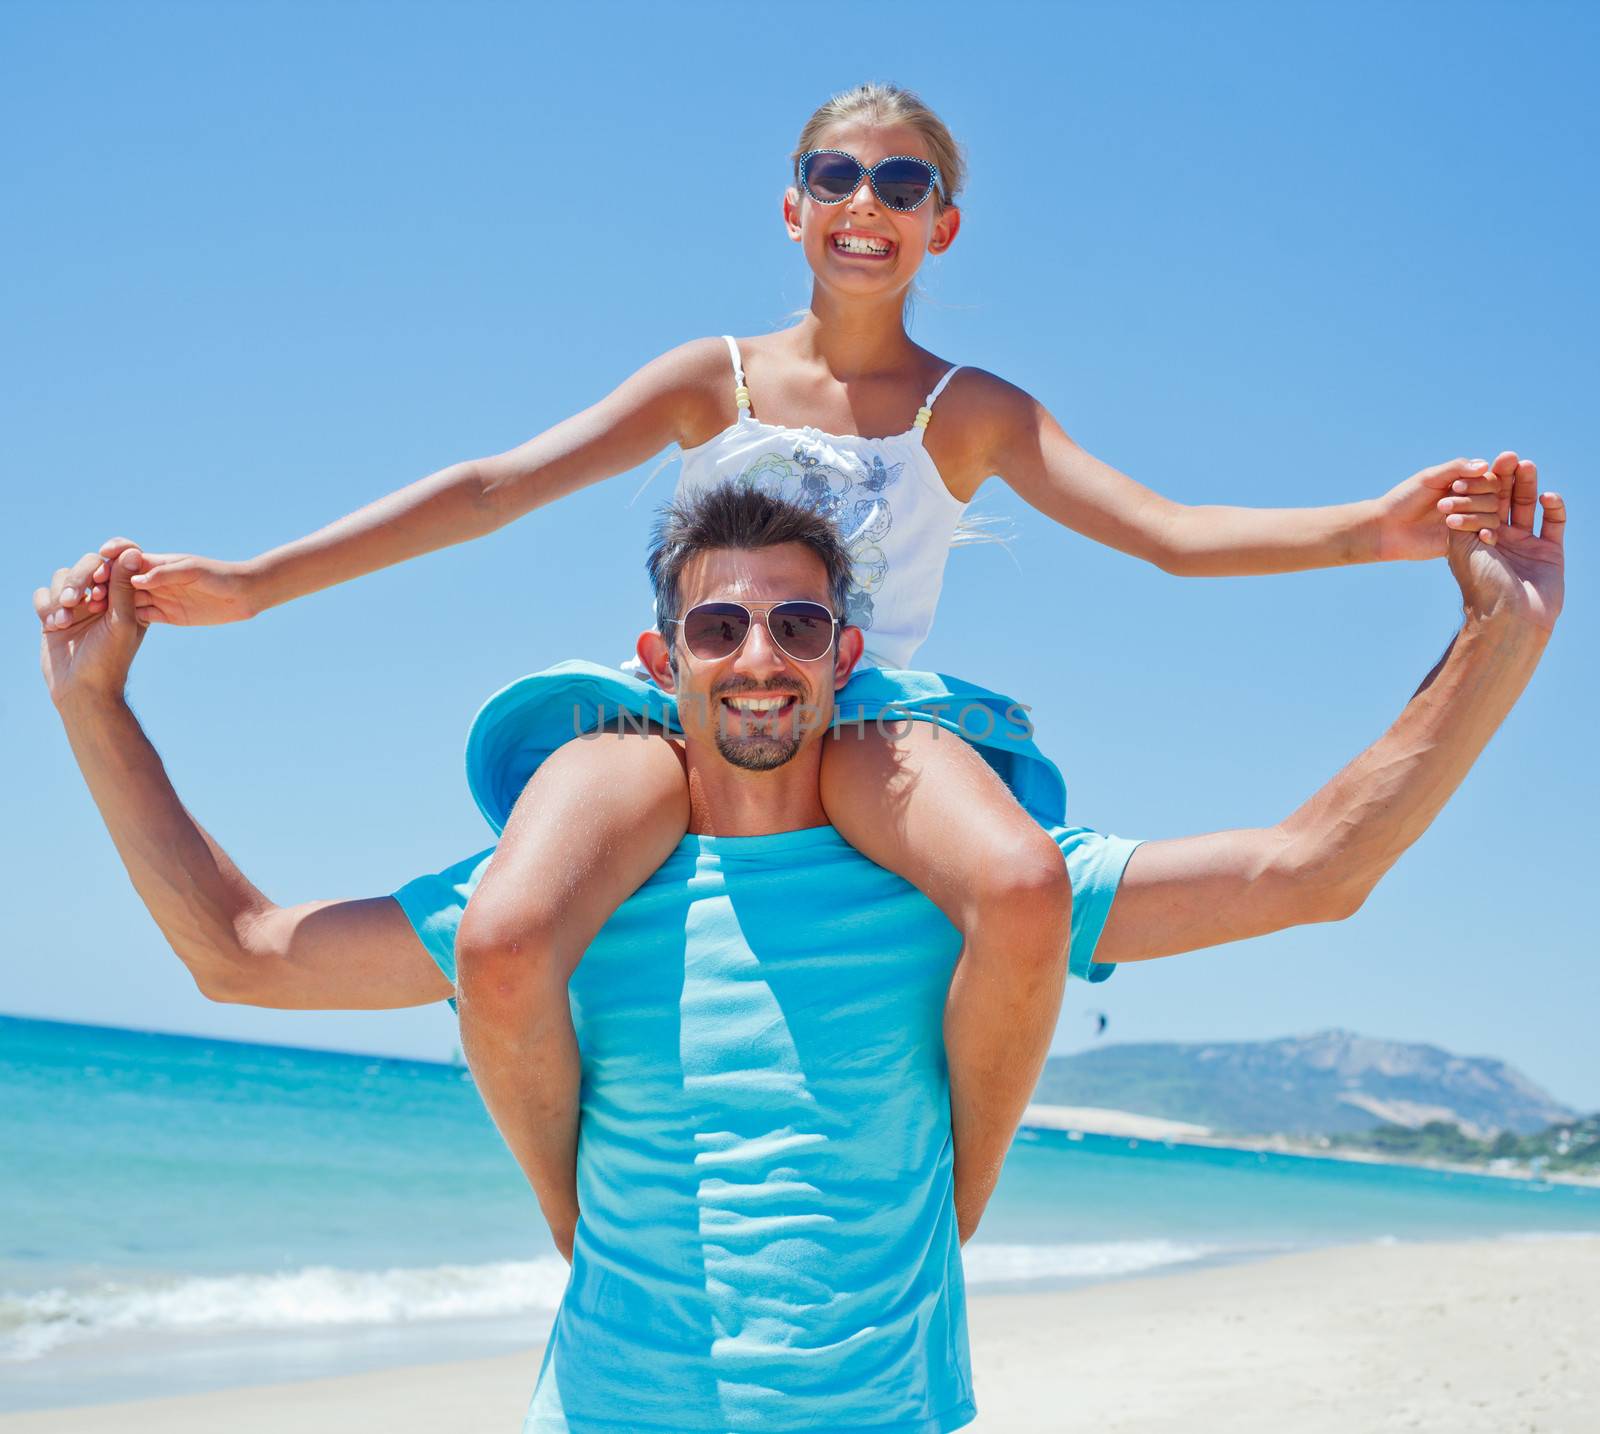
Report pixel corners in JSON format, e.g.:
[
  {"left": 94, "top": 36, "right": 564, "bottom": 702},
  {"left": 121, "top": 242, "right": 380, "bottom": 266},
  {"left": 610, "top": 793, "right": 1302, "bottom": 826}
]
[
  {"left": 928, "top": 204, "right": 961, "bottom": 255},
  {"left": 637, "top": 630, "right": 677, "bottom": 692},
  {"left": 833, "top": 624, "right": 865, "bottom": 690}
]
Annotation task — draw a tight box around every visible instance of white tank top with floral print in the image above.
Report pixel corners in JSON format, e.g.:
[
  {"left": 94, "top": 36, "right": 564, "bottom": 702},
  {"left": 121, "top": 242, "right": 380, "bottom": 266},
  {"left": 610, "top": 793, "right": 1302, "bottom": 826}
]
[{"left": 624, "top": 334, "right": 971, "bottom": 675}]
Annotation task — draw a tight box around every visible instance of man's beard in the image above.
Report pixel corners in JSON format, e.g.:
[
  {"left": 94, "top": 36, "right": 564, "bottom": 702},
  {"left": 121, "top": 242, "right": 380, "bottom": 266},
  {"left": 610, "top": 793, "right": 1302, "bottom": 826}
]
[
  {"left": 709, "top": 689, "right": 812, "bottom": 771},
  {"left": 713, "top": 723, "right": 804, "bottom": 771}
]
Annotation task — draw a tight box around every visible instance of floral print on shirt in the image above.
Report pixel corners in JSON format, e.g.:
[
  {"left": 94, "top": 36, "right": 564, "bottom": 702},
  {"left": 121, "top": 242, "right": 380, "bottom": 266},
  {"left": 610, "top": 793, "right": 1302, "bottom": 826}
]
[{"left": 731, "top": 438, "right": 906, "bottom": 632}]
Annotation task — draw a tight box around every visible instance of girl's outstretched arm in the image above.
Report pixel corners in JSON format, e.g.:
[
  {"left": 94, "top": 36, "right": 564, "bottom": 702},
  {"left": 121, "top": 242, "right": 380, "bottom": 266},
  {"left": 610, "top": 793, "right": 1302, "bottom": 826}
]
[
  {"left": 46, "top": 339, "right": 729, "bottom": 628},
  {"left": 973, "top": 376, "right": 1515, "bottom": 577}
]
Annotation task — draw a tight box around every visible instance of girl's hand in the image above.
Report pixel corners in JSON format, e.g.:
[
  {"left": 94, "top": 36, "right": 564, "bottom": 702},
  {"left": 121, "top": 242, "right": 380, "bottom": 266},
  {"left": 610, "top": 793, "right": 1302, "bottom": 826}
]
[
  {"left": 1371, "top": 454, "right": 1516, "bottom": 562},
  {"left": 93, "top": 539, "right": 262, "bottom": 627}
]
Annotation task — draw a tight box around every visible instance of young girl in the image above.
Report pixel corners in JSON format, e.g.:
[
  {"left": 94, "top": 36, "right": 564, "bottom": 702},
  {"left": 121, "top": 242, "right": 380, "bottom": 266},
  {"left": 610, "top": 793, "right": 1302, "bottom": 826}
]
[{"left": 50, "top": 83, "right": 1509, "bottom": 1260}]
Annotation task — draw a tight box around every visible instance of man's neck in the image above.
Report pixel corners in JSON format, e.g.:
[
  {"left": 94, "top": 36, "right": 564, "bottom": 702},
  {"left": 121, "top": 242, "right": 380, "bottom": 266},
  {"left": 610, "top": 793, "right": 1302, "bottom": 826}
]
[{"left": 682, "top": 746, "right": 830, "bottom": 837}]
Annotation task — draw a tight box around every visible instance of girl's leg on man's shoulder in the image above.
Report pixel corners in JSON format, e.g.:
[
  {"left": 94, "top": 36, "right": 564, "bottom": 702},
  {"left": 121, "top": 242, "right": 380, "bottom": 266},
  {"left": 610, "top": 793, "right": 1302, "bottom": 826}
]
[
  {"left": 455, "top": 721, "right": 690, "bottom": 1259},
  {"left": 819, "top": 718, "right": 1073, "bottom": 1244}
]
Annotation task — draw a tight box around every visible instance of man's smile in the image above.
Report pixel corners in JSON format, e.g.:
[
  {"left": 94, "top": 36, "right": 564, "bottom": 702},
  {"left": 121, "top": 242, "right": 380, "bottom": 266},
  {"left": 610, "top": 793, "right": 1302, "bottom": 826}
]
[{"left": 720, "top": 693, "right": 801, "bottom": 724}]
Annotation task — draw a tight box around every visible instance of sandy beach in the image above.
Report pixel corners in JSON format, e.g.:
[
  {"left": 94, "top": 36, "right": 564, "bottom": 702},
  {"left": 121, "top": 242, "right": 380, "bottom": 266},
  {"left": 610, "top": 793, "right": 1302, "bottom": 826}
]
[
  {"left": 1020, "top": 1104, "right": 1600, "bottom": 1189},
  {"left": 6, "top": 1235, "right": 1594, "bottom": 1433}
]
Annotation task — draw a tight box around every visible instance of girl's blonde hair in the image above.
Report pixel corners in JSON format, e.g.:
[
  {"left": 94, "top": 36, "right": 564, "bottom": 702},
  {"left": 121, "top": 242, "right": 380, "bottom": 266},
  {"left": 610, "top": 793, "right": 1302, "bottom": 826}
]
[{"left": 790, "top": 82, "right": 966, "bottom": 213}]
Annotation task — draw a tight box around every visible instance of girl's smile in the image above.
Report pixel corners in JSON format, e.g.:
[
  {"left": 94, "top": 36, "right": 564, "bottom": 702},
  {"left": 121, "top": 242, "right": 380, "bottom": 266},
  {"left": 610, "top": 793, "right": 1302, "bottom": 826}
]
[{"left": 829, "top": 227, "right": 897, "bottom": 260}]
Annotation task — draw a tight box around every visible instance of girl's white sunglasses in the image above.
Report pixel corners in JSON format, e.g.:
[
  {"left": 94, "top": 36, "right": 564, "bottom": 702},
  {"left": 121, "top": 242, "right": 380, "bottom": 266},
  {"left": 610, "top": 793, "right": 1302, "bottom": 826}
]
[{"left": 797, "top": 149, "right": 942, "bottom": 213}]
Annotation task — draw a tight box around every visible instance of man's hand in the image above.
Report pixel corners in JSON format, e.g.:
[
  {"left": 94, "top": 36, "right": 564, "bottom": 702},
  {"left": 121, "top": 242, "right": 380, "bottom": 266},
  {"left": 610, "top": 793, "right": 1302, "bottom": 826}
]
[
  {"left": 37, "top": 544, "right": 148, "bottom": 709},
  {"left": 1370, "top": 454, "right": 1509, "bottom": 562},
  {"left": 1448, "top": 459, "right": 1564, "bottom": 633},
  {"left": 38, "top": 540, "right": 260, "bottom": 631}
]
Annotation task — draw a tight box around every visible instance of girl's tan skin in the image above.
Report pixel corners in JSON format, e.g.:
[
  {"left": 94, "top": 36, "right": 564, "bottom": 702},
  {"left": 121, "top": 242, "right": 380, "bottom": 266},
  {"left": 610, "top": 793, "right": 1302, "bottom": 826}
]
[{"left": 43, "top": 117, "right": 1515, "bottom": 1259}]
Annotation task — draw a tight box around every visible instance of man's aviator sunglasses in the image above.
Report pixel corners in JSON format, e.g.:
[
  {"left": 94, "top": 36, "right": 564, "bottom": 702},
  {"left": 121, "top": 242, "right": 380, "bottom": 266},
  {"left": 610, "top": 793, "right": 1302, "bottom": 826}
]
[
  {"left": 798, "top": 150, "right": 942, "bottom": 214},
  {"left": 667, "top": 600, "right": 839, "bottom": 663}
]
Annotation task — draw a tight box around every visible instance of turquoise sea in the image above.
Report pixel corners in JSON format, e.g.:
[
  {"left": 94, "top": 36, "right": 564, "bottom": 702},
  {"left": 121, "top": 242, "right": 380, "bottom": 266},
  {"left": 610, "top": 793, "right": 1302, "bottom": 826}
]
[{"left": 4, "top": 1014, "right": 1598, "bottom": 1413}]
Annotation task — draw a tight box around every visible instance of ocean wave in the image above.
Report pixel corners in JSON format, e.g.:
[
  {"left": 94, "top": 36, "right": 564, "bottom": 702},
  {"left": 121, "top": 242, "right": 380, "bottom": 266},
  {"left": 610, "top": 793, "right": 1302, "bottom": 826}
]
[
  {"left": 0, "top": 1258, "right": 570, "bottom": 1362},
  {"left": 962, "top": 1238, "right": 1221, "bottom": 1286},
  {"left": 0, "top": 1240, "right": 1245, "bottom": 1363}
]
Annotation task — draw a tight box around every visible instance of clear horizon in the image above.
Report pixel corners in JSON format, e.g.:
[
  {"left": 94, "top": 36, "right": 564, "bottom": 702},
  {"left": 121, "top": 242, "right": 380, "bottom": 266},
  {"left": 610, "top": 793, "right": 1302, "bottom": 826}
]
[{"left": 8, "top": 3, "right": 1597, "bottom": 1102}]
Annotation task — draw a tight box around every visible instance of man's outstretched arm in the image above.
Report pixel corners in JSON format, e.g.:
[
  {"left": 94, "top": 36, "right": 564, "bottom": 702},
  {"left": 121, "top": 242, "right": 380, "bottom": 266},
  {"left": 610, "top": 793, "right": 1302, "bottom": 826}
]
[
  {"left": 40, "top": 543, "right": 454, "bottom": 1010},
  {"left": 1096, "top": 475, "right": 1565, "bottom": 965}
]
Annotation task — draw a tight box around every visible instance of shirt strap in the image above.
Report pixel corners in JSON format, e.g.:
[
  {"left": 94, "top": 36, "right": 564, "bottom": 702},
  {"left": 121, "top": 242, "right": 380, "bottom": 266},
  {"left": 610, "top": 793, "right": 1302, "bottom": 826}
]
[
  {"left": 911, "top": 364, "right": 964, "bottom": 439},
  {"left": 722, "top": 334, "right": 753, "bottom": 417}
]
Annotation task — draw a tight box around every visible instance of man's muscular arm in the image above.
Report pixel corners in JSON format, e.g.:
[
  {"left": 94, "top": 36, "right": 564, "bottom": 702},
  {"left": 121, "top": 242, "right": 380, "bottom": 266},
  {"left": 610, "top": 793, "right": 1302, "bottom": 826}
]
[
  {"left": 40, "top": 544, "right": 453, "bottom": 1010},
  {"left": 1096, "top": 475, "right": 1564, "bottom": 965}
]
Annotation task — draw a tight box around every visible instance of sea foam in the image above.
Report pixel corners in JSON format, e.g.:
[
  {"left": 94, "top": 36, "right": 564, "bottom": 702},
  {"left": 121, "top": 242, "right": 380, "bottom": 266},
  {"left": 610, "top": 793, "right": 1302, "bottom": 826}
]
[
  {"left": 1, "top": 1241, "right": 1220, "bottom": 1363},
  {"left": 0, "top": 1257, "right": 571, "bottom": 1362},
  {"left": 962, "top": 1238, "right": 1220, "bottom": 1287}
]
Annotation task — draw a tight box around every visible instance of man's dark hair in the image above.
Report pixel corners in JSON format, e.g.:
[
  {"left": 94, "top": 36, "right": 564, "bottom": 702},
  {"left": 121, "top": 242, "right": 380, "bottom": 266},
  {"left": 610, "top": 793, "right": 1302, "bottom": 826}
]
[{"left": 647, "top": 482, "right": 853, "bottom": 665}]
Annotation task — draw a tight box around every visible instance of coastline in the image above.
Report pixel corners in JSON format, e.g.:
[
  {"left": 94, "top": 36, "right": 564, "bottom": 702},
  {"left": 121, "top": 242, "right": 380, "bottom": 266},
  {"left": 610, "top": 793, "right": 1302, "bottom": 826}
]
[
  {"left": 1021, "top": 1102, "right": 1600, "bottom": 1188},
  {"left": 3, "top": 1236, "right": 1593, "bottom": 1432}
]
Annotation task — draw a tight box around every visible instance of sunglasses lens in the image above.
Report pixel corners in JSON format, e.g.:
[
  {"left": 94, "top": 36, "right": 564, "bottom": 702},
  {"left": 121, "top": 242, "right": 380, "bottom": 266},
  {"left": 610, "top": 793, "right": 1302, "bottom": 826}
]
[
  {"left": 803, "top": 152, "right": 862, "bottom": 202},
  {"left": 872, "top": 158, "right": 936, "bottom": 211},
  {"left": 769, "top": 602, "right": 835, "bottom": 660},
  {"left": 681, "top": 603, "right": 750, "bottom": 660}
]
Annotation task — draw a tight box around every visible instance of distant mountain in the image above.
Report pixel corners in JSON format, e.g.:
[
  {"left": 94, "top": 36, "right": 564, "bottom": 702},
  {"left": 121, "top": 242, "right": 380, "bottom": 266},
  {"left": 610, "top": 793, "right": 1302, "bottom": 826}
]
[{"left": 1035, "top": 1029, "right": 1574, "bottom": 1138}]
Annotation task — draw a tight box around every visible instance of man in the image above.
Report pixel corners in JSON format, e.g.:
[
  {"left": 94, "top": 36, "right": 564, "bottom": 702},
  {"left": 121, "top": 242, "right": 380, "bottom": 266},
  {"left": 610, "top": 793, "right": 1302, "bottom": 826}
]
[{"left": 38, "top": 476, "right": 1564, "bottom": 1433}]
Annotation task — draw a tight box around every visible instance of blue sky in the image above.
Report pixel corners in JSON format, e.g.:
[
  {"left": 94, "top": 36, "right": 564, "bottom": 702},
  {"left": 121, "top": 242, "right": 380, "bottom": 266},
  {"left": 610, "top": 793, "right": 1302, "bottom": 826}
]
[{"left": 6, "top": 2, "right": 1597, "bottom": 1106}]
